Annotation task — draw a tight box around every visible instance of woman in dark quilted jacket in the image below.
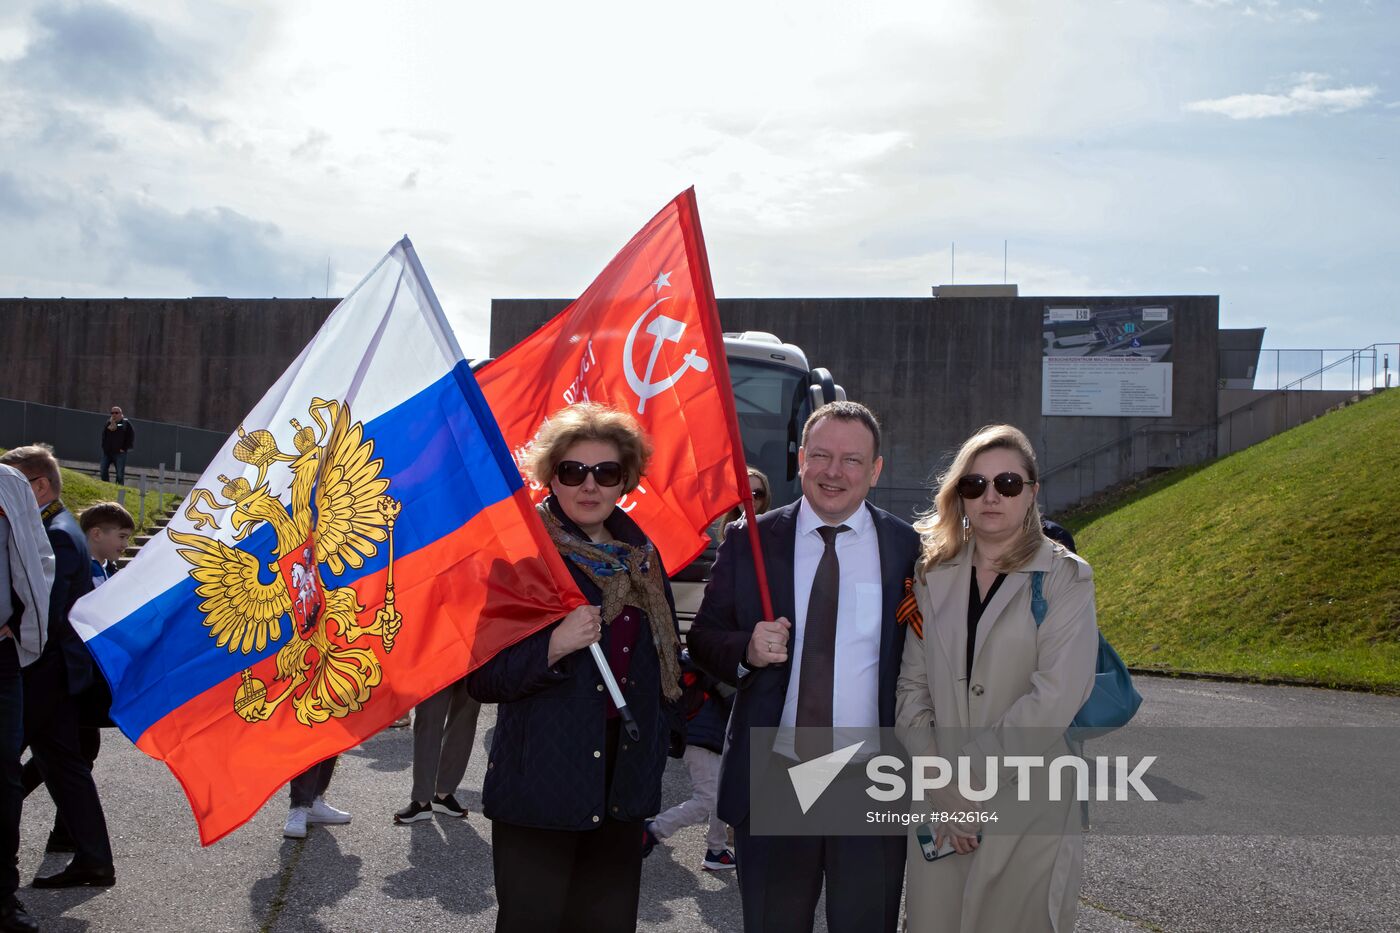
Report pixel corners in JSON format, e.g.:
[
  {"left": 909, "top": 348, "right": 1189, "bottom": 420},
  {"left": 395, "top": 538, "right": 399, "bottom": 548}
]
[{"left": 467, "top": 402, "right": 682, "bottom": 933}]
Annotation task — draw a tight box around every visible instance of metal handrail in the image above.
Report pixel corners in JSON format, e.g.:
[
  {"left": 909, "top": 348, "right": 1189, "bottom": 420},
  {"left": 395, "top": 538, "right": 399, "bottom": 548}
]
[
  {"left": 1230, "top": 341, "right": 1399, "bottom": 392},
  {"left": 1275, "top": 343, "right": 1389, "bottom": 392},
  {"left": 1220, "top": 343, "right": 1392, "bottom": 426}
]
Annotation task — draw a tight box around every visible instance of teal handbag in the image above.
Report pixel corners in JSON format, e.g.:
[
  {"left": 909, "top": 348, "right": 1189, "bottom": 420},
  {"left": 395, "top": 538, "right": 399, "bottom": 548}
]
[{"left": 1030, "top": 571, "right": 1141, "bottom": 733}]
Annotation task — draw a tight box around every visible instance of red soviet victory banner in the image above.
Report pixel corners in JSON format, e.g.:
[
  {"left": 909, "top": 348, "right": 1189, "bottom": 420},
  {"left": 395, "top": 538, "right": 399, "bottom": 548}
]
[{"left": 477, "top": 188, "right": 745, "bottom": 574}]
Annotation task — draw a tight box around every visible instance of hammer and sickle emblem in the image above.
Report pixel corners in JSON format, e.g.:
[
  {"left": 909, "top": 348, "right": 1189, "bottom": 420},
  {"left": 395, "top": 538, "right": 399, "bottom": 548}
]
[{"left": 622, "top": 297, "right": 710, "bottom": 413}]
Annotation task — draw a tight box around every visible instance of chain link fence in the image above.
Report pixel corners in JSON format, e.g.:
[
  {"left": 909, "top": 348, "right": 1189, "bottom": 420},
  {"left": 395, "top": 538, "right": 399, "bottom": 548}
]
[{"left": 0, "top": 396, "right": 225, "bottom": 477}]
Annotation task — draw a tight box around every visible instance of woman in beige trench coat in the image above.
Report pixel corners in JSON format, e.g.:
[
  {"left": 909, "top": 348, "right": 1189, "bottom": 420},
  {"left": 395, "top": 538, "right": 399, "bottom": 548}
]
[{"left": 896, "top": 425, "right": 1099, "bottom": 933}]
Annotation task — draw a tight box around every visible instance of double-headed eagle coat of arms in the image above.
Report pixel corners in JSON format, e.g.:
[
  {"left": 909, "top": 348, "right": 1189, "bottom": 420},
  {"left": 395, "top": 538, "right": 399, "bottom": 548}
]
[{"left": 170, "top": 398, "right": 403, "bottom": 727}]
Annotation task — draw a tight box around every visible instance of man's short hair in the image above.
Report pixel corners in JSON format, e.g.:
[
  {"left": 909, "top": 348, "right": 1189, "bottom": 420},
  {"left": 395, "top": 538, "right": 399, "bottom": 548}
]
[
  {"left": 0, "top": 443, "right": 62, "bottom": 497},
  {"left": 801, "top": 401, "right": 882, "bottom": 457},
  {"left": 80, "top": 501, "right": 135, "bottom": 534}
]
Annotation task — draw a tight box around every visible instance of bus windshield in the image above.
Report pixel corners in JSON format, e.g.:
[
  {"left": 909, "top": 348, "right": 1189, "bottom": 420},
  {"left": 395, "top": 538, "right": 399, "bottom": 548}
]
[{"left": 728, "top": 357, "right": 810, "bottom": 511}]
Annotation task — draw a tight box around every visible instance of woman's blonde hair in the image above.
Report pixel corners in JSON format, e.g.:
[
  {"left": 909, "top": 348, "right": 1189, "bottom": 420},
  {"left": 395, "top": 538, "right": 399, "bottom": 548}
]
[
  {"left": 526, "top": 402, "right": 652, "bottom": 495},
  {"left": 914, "top": 424, "right": 1045, "bottom": 574}
]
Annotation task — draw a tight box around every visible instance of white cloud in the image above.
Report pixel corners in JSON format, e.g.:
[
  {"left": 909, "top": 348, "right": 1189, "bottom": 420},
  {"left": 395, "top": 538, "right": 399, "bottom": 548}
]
[
  {"left": 1190, "top": 0, "right": 1323, "bottom": 23},
  {"left": 1186, "top": 74, "right": 1377, "bottom": 119},
  {"left": 0, "top": 0, "right": 1393, "bottom": 354}
]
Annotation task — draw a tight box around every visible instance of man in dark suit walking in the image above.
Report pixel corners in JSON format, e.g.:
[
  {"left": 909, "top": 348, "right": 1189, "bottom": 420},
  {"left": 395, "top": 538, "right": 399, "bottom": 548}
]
[
  {"left": 688, "top": 401, "right": 919, "bottom": 933},
  {"left": 0, "top": 446, "right": 115, "bottom": 889}
]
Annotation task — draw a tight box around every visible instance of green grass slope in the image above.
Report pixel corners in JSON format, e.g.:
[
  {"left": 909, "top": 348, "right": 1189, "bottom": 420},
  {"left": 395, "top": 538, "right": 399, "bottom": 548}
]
[
  {"left": 58, "top": 469, "right": 179, "bottom": 536},
  {"left": 1065, "top": 388, "right": 1400, "bottom": 692},
  {"left": 2, "top": 450, "right": 178, "bottom": 536}
]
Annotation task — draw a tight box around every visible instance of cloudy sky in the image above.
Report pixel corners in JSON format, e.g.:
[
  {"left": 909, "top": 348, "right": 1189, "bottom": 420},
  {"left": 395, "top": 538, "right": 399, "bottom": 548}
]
[{"left": 1, "top": 0, "right": 1395, "bottom": 357}]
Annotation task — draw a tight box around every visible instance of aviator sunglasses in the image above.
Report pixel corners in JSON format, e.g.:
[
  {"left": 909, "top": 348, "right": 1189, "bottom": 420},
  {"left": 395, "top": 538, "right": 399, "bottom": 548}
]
[
  {"left": 554, "top": 460, "right": 625, "bottom": 487},
  {"left": 955, "top": 472, "right": 1033, "bottom": 499}
]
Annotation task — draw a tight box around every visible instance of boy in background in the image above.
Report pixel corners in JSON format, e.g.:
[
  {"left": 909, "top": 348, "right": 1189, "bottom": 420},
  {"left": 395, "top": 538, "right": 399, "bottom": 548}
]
[{"left": 80, "top": 503, "right": 133, "bottom": 589}]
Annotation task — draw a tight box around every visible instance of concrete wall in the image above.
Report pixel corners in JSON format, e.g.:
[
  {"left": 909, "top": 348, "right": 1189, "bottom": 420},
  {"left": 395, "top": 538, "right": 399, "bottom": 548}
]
[
  {"left": 492, "top": 294, "right": 1222, "bottom": 520},
  {"left": 1217, "top": 388, "right": 1362, "bottom": 457},
  {"left": 0, "top": 298, "right": 337, "bottom": 433}
]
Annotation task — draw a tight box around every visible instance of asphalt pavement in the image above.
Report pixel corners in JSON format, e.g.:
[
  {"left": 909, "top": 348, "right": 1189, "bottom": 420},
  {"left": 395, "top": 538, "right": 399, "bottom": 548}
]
[{"left": 14, "top": 675, "right": 1400, "bottom": 932}]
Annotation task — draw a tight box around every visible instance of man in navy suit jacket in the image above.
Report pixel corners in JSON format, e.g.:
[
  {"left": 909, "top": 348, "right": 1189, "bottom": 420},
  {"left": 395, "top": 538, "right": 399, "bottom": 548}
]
[
  {"left": 689, "top": 402, "right": 919, "bottom": 933},
  {"left": 0, "top": 446, "right": 115, "bottom": 889}
]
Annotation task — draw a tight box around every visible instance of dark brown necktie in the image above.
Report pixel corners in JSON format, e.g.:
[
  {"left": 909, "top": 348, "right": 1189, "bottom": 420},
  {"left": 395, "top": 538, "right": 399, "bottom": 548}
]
[{"left": 796, "top": 523, "right": 848, "bottom": 760}]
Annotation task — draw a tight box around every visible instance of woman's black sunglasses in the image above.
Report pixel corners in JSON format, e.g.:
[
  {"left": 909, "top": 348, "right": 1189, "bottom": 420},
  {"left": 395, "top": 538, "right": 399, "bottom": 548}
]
[
  {"left": 555, "top": 460, "right": 624, "bottom": 488},
  {"left": 955, "top": 472, "right": 1033, "bottom": 499}
]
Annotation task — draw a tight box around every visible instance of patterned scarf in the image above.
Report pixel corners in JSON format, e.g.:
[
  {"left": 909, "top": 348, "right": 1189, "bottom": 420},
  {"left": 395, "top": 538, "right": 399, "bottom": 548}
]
[{"left": 537, "top": 503, "right": 681, "bottom": 702}]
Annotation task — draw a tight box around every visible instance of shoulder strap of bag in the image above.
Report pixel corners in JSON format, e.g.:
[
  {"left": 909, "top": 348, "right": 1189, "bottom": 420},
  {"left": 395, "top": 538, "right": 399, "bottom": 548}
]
[{"left": 1030, "top": 570, "right": 1048, "bottom": 628}]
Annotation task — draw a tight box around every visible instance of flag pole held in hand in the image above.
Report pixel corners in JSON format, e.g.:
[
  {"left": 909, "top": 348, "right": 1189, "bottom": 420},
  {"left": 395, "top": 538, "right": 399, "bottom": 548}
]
[{"left": 590, "top": 643, "right": 641, "bottom": 741}]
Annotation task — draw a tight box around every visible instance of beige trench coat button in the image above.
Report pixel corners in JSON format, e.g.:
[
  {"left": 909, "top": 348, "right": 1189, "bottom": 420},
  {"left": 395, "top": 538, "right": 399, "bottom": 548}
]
[{"left": 970, "top": 684, "right": 985, "bottom": 697}]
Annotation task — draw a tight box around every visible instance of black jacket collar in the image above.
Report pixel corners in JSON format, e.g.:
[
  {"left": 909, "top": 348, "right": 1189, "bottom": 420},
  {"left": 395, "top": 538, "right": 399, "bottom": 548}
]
[{"left": 544, "top": 495, "right": 649, "bottom": 549}]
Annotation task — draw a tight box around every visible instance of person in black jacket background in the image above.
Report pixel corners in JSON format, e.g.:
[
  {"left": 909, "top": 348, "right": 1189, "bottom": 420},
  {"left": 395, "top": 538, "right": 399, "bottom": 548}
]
[
  {"left": 98, "top": 407, "right": 135, "bottom": 486},
  {"left": 466, "top": 403, "right": 682, "bottom": 933}
]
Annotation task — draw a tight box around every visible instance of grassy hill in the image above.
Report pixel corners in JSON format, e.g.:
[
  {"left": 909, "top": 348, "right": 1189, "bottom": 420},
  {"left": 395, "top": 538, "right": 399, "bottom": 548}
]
[
  {"left": 58, "top": 468, "right": 180, "bottom": 536},
  {"left": 1, "top": 450, "right": 178, "bottom": 536},
  {"left": 1063, "top": 388, "right": 1400, "bottom": 692}
]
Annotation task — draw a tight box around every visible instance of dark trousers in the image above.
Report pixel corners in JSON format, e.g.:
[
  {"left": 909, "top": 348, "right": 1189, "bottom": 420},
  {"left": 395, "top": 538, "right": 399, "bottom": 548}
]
[
  {"left": 21, "top": 726, "right": 100, "bottom": 841},
  {"left": 0, "top": 640, "right": 23, "bottom": 898},
  {"left": 733, "top": 820, "right": 904, "bottom": 933},
  {"left": 21, "top": 651, "right": 113, "bottom": 868},
  {"left": 288, "top": 757, "right": 337, "bottom": 808},
  {"left": 491, "top": 817, "right": 644, "bottom": 933},
  {"left": 410, "top": 677, "right": 481, "bottom": 802},
  {"left": 98, "top": 453, "right": 127, "bottom": 486}
]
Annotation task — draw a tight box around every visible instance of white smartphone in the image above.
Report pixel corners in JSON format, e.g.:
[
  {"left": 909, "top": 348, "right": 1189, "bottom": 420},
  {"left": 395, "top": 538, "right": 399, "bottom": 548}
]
[{"left": 916, "top": 822, "right": 980, "bottom": 861}]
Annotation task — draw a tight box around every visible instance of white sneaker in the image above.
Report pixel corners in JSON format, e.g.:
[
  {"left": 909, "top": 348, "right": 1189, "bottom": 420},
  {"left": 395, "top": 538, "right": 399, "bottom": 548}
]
[
  {"left": 307, "top": 796, "right": 352, "bottom": 825},
  {"left": 283, "top": 807, "right": 308, "bottom": 839}
]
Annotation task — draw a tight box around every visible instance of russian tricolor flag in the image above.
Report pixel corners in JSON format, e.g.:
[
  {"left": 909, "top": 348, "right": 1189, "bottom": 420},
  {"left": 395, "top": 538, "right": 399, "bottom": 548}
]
[{"left": 70, "top": 239, "right": 585, "bottom": 844}]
